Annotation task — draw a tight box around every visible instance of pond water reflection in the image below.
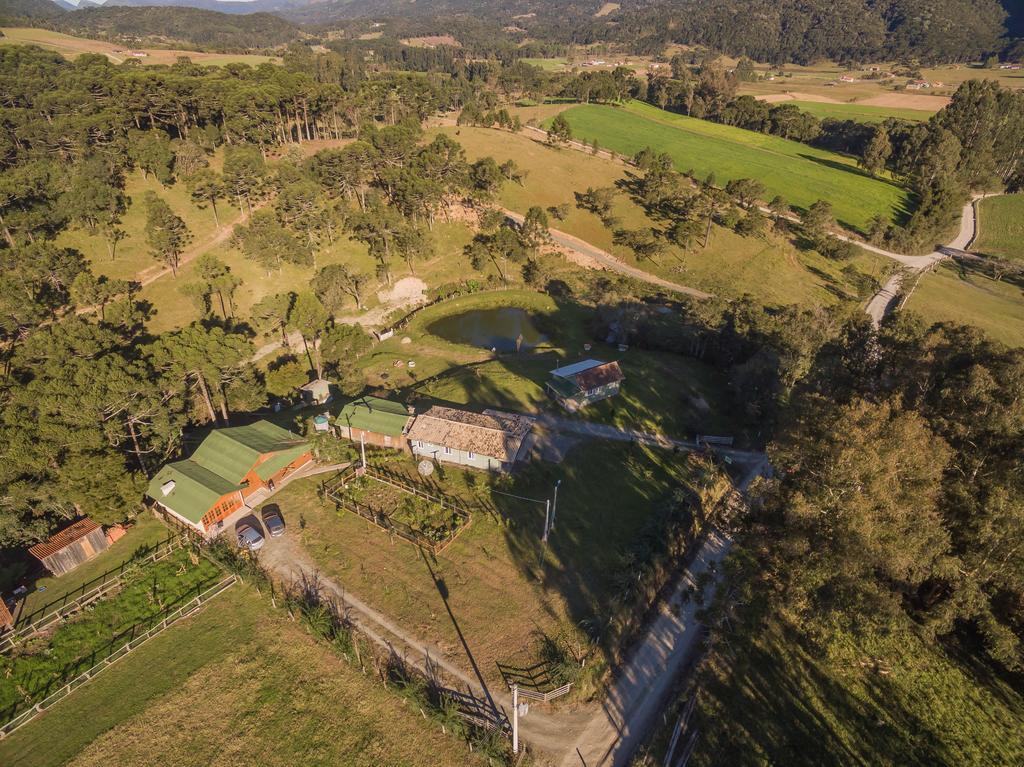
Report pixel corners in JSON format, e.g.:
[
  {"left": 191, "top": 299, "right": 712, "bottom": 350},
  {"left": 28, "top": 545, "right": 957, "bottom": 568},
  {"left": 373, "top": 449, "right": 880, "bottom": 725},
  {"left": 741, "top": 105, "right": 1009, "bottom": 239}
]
[{"left": 428, "top": 307, "right": 547, "bottom": 352}]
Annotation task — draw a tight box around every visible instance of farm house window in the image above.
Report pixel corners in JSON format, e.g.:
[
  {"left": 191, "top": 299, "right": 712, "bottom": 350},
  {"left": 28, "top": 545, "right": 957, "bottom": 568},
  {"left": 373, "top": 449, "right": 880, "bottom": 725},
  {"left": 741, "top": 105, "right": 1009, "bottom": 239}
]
[
  {"left": 384, "top": 435, "right": 392, "bottom": 446},
  {"left": 467, "top": 451, "right": 475, "bottom": 459},
  {"left": 444, "top": 446, "right": 453, "bottom": 455}
]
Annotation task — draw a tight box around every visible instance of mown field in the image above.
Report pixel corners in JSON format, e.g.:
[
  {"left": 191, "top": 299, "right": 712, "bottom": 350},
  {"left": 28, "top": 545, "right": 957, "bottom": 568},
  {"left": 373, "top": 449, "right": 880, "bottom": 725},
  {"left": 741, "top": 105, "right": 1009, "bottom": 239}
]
[
  {"left": 0, "top": 587, "right": 490, "bottom": 767},
  {"left": 974, "top": 194, "right": 1024, "bottom": 261},
  {"left": 786, "top": 100, "right": 934, "bottom": 123},
  {"left": 260, "top": 438, "right": 710, "bottom": 692},
  {"left": 0, "top": 27, "right": 279, "bottom": 66},
  {"left": 688, "top": 616, "right": 1024, "bottom": 767},
  {"left": 903, "top": 261, "right": 1024, "bottom": 348},
  {"left": 545, "top": 101, "right": 911, "bottom": 232},
  {"left": 436, "top": 125, "right": 893, "bottom": 307}
]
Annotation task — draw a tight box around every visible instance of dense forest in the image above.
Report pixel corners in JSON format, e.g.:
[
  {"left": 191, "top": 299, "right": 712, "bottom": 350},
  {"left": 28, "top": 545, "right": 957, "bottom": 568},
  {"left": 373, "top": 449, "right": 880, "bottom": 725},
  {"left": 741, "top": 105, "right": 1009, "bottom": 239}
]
[
  {"left": 2, "top": 0, "right": 1021, "bottom": 64},
  {"left": 48, "top": 6, "right": 303, "bottom": 50},
  {"left": 0, "top": 44, "right": 507, "bottom": 548}
]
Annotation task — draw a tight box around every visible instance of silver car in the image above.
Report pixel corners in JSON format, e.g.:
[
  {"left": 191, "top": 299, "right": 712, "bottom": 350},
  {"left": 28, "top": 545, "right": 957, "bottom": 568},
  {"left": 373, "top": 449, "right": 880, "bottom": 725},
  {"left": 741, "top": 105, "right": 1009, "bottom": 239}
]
[
  {"left": 261, "top": 506, "right": 285, "bottom": 538},
  {"left": 236, "top": 522, "right": 265, "bottom": 551}
]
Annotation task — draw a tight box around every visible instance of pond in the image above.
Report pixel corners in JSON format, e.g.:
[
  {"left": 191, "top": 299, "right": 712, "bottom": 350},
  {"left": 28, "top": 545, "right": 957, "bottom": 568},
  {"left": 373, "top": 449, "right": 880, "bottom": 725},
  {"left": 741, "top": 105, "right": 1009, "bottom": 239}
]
[{"left": 428, "top": 307, "right": 548, "bottom": 352}]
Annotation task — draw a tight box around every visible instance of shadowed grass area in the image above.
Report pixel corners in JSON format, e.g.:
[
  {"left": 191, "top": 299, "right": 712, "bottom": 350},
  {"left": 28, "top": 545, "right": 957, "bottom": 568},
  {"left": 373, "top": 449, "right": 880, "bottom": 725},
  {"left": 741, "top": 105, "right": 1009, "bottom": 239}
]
[
  {"left": 974, "top": 194, "right": 1024, "bottom": 261},
  {"left": 0, "top": 587, "right": 491, "bottom": 767},
  {"left": 689, "top": 617, "right": 1024, "bottom": 767},
  {"left": 904, "top": 261, "right": 1024, "bottom": 347},
  {"left": 549, "top": 101, "right": 911, "bottom": 232}
]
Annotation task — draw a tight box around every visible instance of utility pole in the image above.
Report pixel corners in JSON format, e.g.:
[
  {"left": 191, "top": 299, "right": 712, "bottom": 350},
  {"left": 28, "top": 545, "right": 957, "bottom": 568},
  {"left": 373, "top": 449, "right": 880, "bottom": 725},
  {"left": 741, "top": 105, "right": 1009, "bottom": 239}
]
[
  {"left": 511, "top": 683, "right": 519, "bottom": 754},
  {"left": 542, "top": 499, "right": 551, "bottom": 543},
  {"left": 551, "top": 479, "right": 561, "bottom": 530}
]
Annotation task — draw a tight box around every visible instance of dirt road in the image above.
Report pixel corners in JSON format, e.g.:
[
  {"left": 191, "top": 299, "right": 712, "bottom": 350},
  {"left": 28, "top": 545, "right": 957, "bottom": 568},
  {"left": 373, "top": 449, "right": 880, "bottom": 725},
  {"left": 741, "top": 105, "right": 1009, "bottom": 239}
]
[{"left": 502, "top": 208, "right": 713, "bottom": 300}]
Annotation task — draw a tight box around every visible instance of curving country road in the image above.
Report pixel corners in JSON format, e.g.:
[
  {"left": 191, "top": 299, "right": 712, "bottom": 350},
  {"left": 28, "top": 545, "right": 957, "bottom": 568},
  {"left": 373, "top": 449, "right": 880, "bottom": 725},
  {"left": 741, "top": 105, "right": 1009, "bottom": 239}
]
[
  {"left": 502, "top": 208, "right": 713, "bottom": 299},
  {"left": 863, "top": 194, "right": 991, "bottom": 326}
]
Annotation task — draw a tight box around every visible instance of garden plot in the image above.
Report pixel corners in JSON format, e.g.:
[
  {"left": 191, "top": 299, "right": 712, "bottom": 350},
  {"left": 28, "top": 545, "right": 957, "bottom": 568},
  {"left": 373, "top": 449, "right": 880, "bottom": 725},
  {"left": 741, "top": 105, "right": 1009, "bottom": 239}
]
[
  {"left": 322, "top": 466, "right": 471, "bottom": 552},
  {"left": 0, "top": 546, "right": 222, "bottom": 726}
]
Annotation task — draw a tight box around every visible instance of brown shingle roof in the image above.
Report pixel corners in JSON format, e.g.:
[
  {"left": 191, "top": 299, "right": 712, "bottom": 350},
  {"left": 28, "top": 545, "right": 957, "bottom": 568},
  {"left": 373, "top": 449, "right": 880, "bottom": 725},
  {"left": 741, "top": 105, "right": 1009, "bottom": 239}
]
[
  {"left": 29, "top": 518, "right": 101, "bottom": 560},
  {"left": 406, "top": 406, "right": 534, "bottom": 463},
  {"left": 575, "top": 361, "right": 624, "bottom": 390}
]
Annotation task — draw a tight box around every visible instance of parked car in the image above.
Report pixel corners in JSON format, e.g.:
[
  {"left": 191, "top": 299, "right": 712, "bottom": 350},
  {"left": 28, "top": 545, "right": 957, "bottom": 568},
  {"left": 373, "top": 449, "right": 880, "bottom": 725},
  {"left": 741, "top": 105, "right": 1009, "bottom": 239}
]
[
  {"left": 236, "top": 522, "right": 265, "bottom": 551},
  {"left": 261, "top": 506, "right": 286, "bottom": 538}
]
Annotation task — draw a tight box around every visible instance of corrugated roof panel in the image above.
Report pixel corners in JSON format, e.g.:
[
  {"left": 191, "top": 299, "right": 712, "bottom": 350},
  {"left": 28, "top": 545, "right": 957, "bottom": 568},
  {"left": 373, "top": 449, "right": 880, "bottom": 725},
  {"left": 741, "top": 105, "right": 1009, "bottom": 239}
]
[
  {"left": 29, "top": 518, "right": 101, "bottom": 559},
  {"left": 550, "top": 359, "right": 607, "bottom": 379},
  {"left": 336, "top": 396, "right": 411, "bottom": 437}
]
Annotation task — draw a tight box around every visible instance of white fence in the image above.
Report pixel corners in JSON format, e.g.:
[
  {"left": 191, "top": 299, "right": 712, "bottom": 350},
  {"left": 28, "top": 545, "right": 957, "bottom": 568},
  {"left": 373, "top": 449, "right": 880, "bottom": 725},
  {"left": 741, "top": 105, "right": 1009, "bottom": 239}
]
[{"left": 0, "top": 574, "right": 236, "bottom": 739}]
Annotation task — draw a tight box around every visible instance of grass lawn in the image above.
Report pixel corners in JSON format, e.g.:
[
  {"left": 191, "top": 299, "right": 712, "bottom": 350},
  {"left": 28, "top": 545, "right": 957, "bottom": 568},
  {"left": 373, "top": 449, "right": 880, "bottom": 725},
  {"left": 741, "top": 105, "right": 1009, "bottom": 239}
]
[
  {"left": 688, "top": 616, "right": 1024, "bottom": 766},
  {"left": 263, "top": 438, "right": 708, "bottom": 690},
  {"left": 435, "top": 126, "right": 892, "bottom": 307},
  {"left": 14, "top": 514, "right": 173, "bottom": 621},
  {"left": 349, "top": 289, "right": 742, "bottom": 439},
  {"left": 57, "top": 163, "right": 241, "bottom": 283},
  {"left": 974, "top": 194, "right": 1024, "bottom": 261},
  {"left": 904, "top": 261, "right": 1024, "bottom": 348},
  {"left": 546, "top": 101, "right": 912, "bottom": 232},
  {"left": 786, "top": 100, "right": 934, "bottom": 123},
  {"left": 0, "top": 587, "right": 489, "bottom": 767}
]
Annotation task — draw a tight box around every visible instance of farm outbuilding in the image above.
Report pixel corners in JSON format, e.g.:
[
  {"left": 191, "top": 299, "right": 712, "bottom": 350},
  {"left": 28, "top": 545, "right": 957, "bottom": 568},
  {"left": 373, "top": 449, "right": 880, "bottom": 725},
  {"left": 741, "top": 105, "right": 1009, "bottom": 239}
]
[
  {"left": 299, "top": 379, "right": 332, "bottom": 406},
  {"left": 29, "top": 518, "right": 109, "bottom": 577},
  {"left": 406, "top": 406, "right": 535, "bottom": 472},
  {"left": 547, "top": 359, "right": 625, "bottom": 411},
  {"left": 335, "top": 395, "right": 412, "bottom": 450}
]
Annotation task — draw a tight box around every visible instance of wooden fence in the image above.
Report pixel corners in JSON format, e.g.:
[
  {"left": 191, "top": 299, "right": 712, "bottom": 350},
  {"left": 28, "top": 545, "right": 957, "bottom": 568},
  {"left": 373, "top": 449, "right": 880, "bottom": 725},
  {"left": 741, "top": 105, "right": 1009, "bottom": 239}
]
[
  {"left": 320, "top": 465, "right": 472, "bottom": 555},
  {"left": 0, "top": 574, "right": 237, "bottom": 739},
  {"left": 1, "top": 534, "right": 188, "bottom": 653}
]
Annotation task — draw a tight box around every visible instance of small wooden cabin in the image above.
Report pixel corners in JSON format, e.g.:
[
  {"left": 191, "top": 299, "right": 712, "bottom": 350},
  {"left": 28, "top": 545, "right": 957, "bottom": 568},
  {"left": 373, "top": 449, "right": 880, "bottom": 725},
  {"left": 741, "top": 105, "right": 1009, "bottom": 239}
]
[
  {"left": 29, "top": 518, "right": 109, "bottom": 577},
  {"left": 335, "top": 395, "right": 412, "bottom": 450}
]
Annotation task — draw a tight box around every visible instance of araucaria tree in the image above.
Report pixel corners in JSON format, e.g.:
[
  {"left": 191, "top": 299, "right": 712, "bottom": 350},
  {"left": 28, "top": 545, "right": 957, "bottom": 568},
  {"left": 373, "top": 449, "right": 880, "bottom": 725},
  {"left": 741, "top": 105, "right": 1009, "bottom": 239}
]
[{"left": 143, "top": 192, "right": 191, "bottom": 276}]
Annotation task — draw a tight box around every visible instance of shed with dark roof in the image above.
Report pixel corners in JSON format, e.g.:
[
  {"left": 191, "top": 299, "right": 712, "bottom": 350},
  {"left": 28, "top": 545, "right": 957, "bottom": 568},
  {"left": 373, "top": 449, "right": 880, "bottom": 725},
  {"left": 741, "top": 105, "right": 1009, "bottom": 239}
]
[
  {"left": 29, "top": 518, "right": 109, "bottom": 577},
  {"left": 547, "top": 359, "right": 624, "bottom": 411}
]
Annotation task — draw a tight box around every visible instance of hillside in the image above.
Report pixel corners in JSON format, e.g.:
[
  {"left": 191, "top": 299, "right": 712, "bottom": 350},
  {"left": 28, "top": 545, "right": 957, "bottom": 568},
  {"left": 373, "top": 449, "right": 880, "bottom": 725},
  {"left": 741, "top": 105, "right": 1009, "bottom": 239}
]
[
  {"left": 0, "top": 0, "right": 64, "bottom": 20},
  {"left": 548, "top": 101, "right": 911, "bottom": 233},
  {"left": 51, "top": 5, "right": 301, "bottom": 49}
]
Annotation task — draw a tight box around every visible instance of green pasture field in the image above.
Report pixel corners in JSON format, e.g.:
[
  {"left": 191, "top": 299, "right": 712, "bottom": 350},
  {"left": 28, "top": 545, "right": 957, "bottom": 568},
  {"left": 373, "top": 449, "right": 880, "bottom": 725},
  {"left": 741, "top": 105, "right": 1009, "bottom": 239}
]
[
  {"left": 973, "top": 194, "right": 1024, "bottom": 261},
  {"left": 0, "top": 587, "right": 488, "bottom": 767},
  {"left": 548, "top": 100, "right": 912, "bottom": 232},
  {"left": 787, "top": 100, "right": 934, "bottom": 123},
  {"left": 686, "top": 615, "right": 1024, "bottom": 766},
  {"left": 437, "top": 125, "right": 893, "bottom": 307},
  {"left": 903, "top": 261, "right": 1024, "bottom": 348}
]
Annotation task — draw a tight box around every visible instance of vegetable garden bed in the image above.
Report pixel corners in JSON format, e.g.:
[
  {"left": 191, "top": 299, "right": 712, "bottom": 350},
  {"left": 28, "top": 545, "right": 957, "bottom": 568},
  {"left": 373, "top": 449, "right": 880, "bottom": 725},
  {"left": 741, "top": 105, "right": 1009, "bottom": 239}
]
[{"left": 320, "top": 465, "right": 471, "bottom": 554}]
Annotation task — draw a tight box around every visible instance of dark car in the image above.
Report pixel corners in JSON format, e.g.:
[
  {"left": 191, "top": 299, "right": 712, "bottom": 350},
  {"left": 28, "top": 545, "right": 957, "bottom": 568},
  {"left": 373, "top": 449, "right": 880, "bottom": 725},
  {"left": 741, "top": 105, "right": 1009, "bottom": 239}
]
[
  {"left": 236, "top": 522, "right": 265, "bottom": 551},
  {"left": 261, "top": 506, "right": 286, "bottom": 537}
]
